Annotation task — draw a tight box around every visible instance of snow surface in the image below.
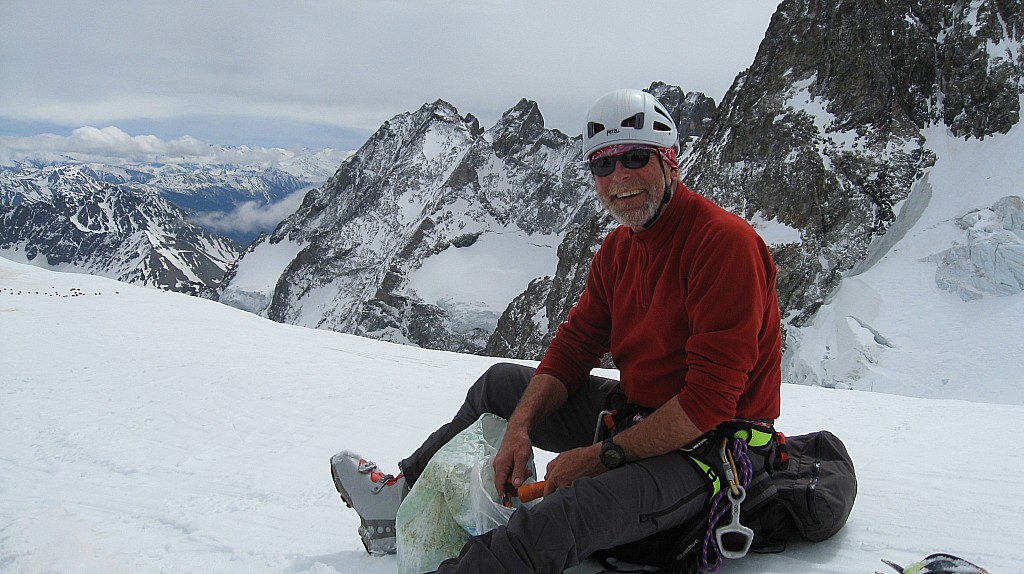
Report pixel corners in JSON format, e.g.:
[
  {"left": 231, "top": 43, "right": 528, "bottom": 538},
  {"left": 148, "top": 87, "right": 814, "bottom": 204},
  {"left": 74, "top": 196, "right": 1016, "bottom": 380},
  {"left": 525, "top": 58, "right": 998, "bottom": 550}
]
[
  {"left": 406, "top": 229, "right": 562, "bottom": 334},
  {"left": 2, "top": 255, "right": 1022, "bottom": 573}
]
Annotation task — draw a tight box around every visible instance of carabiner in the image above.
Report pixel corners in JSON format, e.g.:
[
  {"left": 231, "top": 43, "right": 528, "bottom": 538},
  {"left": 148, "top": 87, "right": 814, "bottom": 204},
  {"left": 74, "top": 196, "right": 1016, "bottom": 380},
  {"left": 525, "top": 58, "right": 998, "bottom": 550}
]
[{"left": 718, "top": 438, "right": 741, "bottom": 497}]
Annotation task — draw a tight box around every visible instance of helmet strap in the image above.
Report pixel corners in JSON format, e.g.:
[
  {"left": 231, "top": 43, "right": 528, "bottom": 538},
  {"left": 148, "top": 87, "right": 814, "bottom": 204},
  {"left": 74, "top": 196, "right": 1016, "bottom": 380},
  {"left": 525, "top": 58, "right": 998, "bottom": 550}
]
[{"left": 641, "top": 157, "right": 675, "bottom": 229}]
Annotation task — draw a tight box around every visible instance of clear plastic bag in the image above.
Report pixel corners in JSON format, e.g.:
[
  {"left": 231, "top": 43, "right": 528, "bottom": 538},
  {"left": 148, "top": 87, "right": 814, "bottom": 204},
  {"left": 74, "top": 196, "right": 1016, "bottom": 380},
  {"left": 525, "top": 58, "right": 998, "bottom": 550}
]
[
  {"left": 469, "top": 451, "right": 516, "bottom": 536},
  {"left": 396, "top": 413, "right": 537, "bottom": 574}
]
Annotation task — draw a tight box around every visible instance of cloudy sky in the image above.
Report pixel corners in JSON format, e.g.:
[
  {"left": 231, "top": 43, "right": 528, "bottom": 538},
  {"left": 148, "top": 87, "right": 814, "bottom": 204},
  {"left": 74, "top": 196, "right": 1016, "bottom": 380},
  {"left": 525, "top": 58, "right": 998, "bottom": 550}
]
[{"left": 0, "top": 1, "right": 779, "bottom": 151}]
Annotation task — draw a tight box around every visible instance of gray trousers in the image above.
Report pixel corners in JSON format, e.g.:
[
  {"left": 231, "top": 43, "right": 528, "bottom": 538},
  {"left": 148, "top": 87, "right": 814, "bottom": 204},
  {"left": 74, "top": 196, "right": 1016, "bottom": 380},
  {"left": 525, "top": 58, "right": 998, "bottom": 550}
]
[{"left": 400, "top": 363, "right": 765, "bottom": 574}]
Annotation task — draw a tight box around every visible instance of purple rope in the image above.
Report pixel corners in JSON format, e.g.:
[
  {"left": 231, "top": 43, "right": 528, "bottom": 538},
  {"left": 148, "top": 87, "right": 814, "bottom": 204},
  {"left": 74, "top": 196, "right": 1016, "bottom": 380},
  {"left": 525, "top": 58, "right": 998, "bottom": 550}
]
[{"left": 700, "top": 439, "right": 752, "bottom": 572}]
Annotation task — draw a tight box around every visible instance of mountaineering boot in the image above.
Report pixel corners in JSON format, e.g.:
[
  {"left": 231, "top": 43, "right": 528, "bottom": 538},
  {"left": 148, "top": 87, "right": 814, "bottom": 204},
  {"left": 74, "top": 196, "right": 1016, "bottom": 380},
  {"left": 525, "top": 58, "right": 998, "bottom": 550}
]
[{"left": 330, "top": 450, "right": 407, "bottom": 555}]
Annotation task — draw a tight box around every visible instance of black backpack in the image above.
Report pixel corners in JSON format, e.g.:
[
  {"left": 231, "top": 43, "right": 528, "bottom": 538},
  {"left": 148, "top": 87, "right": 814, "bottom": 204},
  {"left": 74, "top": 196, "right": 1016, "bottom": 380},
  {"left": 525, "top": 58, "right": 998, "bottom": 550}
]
[
  {"left": 595, "top": 430, "right": 858, "bottom": 573},
  {"left": 739, "top": 430, "right": 858, "bottom": 551}
]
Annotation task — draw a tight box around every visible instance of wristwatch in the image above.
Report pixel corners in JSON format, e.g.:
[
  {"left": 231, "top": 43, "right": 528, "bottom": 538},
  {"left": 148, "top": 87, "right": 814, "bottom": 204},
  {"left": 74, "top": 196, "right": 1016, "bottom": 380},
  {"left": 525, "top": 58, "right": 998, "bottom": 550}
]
[{"left": 600, "top": 437, "right": 626, "bottom": 469}]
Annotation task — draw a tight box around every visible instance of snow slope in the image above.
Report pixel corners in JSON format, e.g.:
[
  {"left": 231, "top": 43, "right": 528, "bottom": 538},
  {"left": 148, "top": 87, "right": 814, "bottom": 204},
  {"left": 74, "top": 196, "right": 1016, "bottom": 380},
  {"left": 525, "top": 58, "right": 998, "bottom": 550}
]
[
  {"left": 407, "top": 230, "right": 562, "bottom": 330},
  {"left": 785, "top": 122, "right": 1024, "bottom": 405},
  {"left": 2, "top": 257, "right": 1021, "bottom": 573}
]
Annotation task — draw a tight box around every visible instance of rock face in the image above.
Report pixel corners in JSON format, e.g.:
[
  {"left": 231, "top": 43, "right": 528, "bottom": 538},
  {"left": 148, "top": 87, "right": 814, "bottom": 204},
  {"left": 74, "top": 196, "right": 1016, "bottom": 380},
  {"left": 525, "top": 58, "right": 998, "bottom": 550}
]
[
  {"left": 647, "top": 81, "right": 719, "bottom": 152},
  {"left": 0, "top": 165, "right": 241, "bottom": 293},
  {"left": 683, "top": 0, "right": 1022, "bottom": 326}
]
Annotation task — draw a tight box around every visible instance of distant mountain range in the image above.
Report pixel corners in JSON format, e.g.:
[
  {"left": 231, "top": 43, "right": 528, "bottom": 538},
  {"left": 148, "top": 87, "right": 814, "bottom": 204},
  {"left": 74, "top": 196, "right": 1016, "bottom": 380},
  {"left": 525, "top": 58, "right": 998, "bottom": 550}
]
[
  {"left": 0, "top": 142, "right": 346, "bottom": 292},
  {"left": 0, "top": 139, "right": 348, "bottom": 244},
  {"left": 0, "top": 164, "right": 241, "bottom": 294}
]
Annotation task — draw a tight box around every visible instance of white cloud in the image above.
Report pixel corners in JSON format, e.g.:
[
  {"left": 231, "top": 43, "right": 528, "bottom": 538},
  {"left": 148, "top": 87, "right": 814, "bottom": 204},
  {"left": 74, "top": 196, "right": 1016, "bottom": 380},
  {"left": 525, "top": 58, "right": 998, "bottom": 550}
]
[
  {"left": 69, "top": 126, "right": 207, "bottom": 157},
  {"left": 0, "top": 127, "right": 211, "bottom": 163},
  {"left": 0, "top": 127, "right": 349, "bottom": 170},
  {"left": 190, "top": 189, "right": 311, "bottom": 237}
]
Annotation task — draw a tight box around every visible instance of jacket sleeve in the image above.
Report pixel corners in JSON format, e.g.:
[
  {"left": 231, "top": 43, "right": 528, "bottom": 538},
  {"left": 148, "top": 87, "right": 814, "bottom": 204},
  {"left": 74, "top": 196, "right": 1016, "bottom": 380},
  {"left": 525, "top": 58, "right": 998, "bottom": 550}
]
[
  {"left": 535, "top": 245, "right": 613, "bottom": 396},
  {"left": 677, "top": 219, "right": 775, "bottom": 432}
]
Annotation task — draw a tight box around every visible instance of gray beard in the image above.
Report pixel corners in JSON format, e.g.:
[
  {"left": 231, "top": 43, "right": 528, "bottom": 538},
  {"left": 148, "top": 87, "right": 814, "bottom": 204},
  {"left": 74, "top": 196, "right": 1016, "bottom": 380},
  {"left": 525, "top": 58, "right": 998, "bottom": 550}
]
[{"left": 603, "top": 190, "right": 663, "bottom": 229}]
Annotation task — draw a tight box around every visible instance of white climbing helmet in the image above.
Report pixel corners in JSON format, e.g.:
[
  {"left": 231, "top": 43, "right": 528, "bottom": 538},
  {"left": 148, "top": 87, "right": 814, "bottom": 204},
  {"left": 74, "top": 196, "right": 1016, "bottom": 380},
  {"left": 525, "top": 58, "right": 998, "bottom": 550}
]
[{"left": 583, "top": 89, "right": 679, "bottom": 159}]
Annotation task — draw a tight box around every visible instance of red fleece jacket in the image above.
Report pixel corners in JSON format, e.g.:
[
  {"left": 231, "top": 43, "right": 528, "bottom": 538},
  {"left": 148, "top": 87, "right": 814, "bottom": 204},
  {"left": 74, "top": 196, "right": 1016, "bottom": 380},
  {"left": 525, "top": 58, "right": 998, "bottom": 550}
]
[{"left": 535, "top": 183, "right": 782, "bottom": 432}]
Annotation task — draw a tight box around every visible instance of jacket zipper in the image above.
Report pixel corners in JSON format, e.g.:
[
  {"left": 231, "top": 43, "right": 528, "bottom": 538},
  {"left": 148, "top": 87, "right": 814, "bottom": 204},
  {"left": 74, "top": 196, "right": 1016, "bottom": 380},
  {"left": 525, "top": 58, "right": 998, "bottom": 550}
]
[{"left": 636, "top": 240, "right": 652, "bottom": 310}]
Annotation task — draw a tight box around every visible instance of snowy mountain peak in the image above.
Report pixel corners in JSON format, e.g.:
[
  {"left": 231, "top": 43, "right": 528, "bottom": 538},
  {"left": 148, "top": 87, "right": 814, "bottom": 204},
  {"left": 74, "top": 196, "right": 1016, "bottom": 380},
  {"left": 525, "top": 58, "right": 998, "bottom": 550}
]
[
  {"left": 0, "top": 126, "right": 349, "bottom": 180},
  {"left": 488, "top": 98, "right": 547, "bottom": 148},
  {"left": 220, "top": 93, "right": 644, "bottom": 352},
  {"left": 1, "top": 164, "right": 103, "bottom": 204},
  {"left": 682, "top": 0, "right": 1023, "bottom": 327}
]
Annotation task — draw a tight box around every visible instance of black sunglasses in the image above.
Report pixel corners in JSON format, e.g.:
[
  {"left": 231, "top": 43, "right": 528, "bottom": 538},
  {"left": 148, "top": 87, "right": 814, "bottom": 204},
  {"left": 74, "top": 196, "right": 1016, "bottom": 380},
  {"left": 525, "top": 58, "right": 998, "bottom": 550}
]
[{"left": 588, "top": 148, "right": 653, "bottom": 177}]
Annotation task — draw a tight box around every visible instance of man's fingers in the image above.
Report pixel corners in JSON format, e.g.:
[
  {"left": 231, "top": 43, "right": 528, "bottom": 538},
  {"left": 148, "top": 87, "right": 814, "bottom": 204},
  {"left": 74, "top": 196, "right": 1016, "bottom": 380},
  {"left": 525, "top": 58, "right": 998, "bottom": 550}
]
[
  {"left": 494, "top": 438, "right": 535, "bottom": 493},
  {"left": 493, "top": 452, "right": 514, "bottom": 492},
  {"left": 510, "top": 449, "right": 534, "bottom": 487}
]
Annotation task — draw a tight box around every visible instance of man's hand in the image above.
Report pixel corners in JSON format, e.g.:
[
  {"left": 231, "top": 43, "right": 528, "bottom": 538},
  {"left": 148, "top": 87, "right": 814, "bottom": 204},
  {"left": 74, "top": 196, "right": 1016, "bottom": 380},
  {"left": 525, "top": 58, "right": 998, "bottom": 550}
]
[
  {"left": 493, "top": 424, "right": 535, "bottom": 492},
  {"left": 541, "top": 443, "right": 604, "bottom": 496},
  {"left": 491, "top": 373, "right": 569, "bottom": 494}
]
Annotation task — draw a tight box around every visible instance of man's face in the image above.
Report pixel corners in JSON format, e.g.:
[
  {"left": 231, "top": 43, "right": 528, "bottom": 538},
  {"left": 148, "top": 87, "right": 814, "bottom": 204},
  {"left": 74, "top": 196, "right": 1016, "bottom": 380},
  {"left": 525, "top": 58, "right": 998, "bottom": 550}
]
[{"left": 593, "top": 148, "right": 675, "bottom": 230}]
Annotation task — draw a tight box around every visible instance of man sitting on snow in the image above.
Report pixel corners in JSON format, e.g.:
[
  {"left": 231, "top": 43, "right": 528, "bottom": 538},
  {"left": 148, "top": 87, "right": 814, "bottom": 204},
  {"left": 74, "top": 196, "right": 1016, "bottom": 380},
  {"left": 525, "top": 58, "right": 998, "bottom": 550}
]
[{"left": 330, "top": 88, "right": 783, "bottom": 572}]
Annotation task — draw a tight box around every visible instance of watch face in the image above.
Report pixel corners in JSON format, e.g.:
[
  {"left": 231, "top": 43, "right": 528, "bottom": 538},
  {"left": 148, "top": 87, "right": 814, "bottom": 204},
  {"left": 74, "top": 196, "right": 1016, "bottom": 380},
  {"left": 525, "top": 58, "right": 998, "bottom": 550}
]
[
  {"left": 604, "top": 449, "right": 623, "bottom": 467},
  {"left": 602, "top": 442, "right": 624, "bottom": 468}
]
